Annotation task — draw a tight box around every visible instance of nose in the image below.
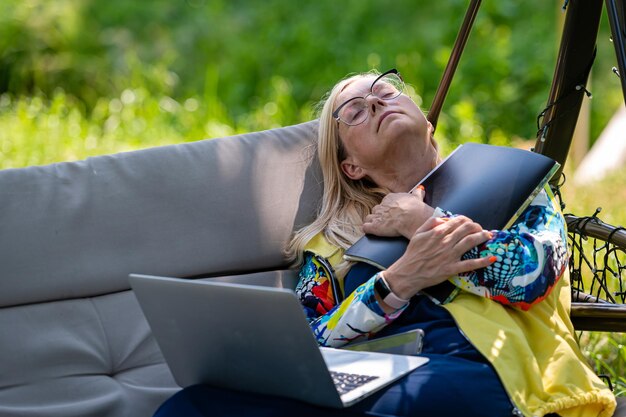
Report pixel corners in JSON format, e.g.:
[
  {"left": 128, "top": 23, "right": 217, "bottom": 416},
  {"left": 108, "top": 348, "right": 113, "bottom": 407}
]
[{"left": 364, "top": 93, "right": 386, "bottom": 115}]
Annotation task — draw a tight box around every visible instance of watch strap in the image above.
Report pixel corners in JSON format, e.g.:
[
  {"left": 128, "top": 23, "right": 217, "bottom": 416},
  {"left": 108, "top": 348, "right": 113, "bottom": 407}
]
[{"left": 375, "top": 272, "right": 410, "bottom": 309}]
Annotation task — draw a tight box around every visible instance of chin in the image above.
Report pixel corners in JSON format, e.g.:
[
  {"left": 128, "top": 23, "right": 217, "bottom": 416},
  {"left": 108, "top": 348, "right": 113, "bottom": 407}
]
[{"left": 383, "top": 119, "right": 416, "bottom": 139}]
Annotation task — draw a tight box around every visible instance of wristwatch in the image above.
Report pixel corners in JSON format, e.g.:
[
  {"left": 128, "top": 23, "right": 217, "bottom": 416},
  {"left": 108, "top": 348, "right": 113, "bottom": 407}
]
[{"left": 374, "top": 272, "right": 410, "bottom": 309}]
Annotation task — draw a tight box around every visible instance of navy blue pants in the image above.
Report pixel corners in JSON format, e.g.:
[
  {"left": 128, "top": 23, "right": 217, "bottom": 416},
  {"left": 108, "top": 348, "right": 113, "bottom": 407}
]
[{"left": 154, "top": 264, "right": 518, "bottom": 417}]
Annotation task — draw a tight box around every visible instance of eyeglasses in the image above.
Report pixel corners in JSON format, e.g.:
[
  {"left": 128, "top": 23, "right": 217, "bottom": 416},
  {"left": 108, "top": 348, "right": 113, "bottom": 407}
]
[{"left": 332, "top": 69, "right": 405, "bottom": 126}]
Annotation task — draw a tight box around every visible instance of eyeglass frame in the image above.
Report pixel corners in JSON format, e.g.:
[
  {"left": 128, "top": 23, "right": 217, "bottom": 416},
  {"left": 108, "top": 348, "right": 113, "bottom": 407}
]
[{"left": 332, "top": 68, "right": 405, "bottom": 126}]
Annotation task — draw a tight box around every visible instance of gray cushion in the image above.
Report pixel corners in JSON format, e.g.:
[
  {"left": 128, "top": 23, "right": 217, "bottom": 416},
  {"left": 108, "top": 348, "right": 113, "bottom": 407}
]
[
  {"left": 0, "top": 291, "right": 178, "bottom": 417},
  {"left": 0, "top": 121, "right": 322, "bottom": 417},
  {"left": 0, "top": 121, "right": 321, "bottom": 307}
]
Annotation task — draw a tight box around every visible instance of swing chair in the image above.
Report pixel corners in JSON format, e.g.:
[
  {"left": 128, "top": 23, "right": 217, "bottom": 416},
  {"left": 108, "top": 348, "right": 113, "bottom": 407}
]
[
  {"left": 436, "top": 1, "right": 626, "bottom": 410},
  {"left": 1, "top": 1, "right": 625, "bottom": 416},
  {"left": 437, "top": 0, "right": 626, "bottom": 329}
]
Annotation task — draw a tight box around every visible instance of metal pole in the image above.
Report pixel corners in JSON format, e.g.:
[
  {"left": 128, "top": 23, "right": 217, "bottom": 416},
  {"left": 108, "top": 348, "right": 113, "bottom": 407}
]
[
  {"left": 427, "top": 0, "right": 482, "bottom": 131},
  {"left": 533, "top": 0, "right": 603, "bottom": 181},
  {"left": 605, "top": 0, "right": 626, "bottom": 105}
]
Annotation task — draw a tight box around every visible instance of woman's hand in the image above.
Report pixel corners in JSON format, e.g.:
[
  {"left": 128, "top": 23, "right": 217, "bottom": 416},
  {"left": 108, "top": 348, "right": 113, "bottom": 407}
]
[
  {"left": 362, "top": 187, "right": 434, "bottom": 239},
  {"left": 382, "top": 215, "right": 495, "bottom": 300}
]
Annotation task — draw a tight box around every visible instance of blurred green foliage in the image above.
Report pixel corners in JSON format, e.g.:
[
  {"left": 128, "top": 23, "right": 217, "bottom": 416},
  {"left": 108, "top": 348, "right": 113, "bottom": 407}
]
[{"left": 0, "top": 0, "right": 622, "bottom": 166}]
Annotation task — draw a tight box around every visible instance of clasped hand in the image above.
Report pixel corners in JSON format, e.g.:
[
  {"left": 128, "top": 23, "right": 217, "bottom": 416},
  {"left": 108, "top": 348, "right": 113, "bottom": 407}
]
[
  {"left": 362, "top": 189, "right": 494, "bottom": 301},
  {"left": 362, "top": 187, "right": 434, "bottom": 239}
]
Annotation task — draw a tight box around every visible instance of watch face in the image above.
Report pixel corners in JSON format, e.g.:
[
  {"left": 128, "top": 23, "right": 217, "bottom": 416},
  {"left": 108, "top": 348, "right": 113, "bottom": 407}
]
[
  {"left": 375, "top": 274, "right": 410, "bottom": 309},
  {"left": 374, "top": 274, "right": 391, "bottom": 298}
]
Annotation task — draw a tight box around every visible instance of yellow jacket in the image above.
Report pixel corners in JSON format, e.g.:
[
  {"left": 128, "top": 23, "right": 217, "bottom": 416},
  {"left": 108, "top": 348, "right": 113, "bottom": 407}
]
[
  {"left": 444, "top": 270, "right": 615, "bottom": 417},
  {"left": 305, "top": 233, "right": 616, "bottom": 417}
]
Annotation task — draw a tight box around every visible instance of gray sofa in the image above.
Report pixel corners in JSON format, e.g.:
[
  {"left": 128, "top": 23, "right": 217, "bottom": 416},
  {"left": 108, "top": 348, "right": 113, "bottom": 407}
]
[
  {"left": 0, "top": 121, "right": 321, "bottom": 417},
  {"left": 2, "top": 120, "right": 624, "bottom": 417}
]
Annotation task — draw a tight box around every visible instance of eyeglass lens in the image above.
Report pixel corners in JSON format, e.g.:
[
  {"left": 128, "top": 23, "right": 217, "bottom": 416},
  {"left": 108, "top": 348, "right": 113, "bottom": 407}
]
[{"left": 339, "top": 73, "right": 404, "bottom": 125}]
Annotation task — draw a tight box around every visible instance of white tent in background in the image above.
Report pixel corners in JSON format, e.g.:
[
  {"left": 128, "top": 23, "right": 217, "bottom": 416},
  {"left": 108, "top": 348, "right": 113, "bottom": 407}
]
[{"left": 574, "top": 106, "right": 626, "bottom": 184}]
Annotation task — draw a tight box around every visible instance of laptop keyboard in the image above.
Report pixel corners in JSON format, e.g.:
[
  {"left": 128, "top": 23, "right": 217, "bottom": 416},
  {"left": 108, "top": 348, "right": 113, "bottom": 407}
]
[{"left": 330, "top": 370, "right": 380, "bottom": 395}]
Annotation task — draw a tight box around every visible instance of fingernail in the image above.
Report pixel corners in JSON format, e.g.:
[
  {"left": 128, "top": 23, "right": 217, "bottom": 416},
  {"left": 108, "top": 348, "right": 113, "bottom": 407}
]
[
  {"left": 417, "top": 185, "right": 425, "bottom": 191},
  {"left": 488, "top": 232, "right": 494, "bottom": 239},
  {"left": 489, "top": 256, "right": 497, "bottom": 263}
]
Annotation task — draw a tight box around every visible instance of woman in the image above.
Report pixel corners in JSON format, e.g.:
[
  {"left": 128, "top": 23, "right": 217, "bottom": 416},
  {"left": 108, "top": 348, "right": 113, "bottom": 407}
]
[{"left": 154, "top": 70, "right": 616, "bottom": 417}]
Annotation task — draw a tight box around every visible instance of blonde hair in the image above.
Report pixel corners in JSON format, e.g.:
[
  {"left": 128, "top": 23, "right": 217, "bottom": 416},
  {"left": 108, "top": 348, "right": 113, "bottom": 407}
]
[{"left": 287, "top": 70, "right": 439, "bottom": 278}]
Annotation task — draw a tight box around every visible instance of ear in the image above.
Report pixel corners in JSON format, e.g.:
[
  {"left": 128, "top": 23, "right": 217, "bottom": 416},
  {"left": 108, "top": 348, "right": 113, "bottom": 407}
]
[{"left": 340, "top": 158, "right": 367, "bottom": 181}]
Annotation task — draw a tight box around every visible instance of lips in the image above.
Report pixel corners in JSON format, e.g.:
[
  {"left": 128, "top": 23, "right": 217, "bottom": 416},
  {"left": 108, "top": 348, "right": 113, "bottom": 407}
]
[{"left": 377, "top": 111, "right": 399, "bottom": 131}]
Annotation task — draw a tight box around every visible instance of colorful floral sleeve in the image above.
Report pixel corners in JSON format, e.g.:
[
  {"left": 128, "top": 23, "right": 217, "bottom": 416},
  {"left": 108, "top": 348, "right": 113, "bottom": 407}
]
[
  {"left": 295, "top": 254, "right": 406, "bottom": 347},
  {"left": 450, "top": 187, "right": 568, "bottom": 310}
]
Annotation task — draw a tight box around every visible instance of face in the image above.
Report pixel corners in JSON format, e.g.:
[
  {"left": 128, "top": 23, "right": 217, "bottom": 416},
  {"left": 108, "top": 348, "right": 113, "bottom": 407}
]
[{"left": 334, "top": 74, "right": 436, "bottom": 192}]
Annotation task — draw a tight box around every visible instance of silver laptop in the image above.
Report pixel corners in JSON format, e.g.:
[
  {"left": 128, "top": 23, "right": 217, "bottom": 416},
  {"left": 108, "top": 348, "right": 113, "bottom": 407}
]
[{"left": 129, "top": 273, "right": 428, "bottom": 408}]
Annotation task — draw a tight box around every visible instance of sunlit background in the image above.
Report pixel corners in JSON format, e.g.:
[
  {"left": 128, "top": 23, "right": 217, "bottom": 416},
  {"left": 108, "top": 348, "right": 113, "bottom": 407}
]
[
  {"left": 1, "top": 1, "right": 623, "bottom": 162},
  {"left": 1, "top": 0, "right": 624, "bottom": 394}
]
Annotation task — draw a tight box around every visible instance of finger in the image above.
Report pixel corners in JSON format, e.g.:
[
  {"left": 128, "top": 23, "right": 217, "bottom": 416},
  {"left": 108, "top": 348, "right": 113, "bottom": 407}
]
[
  {"left": 362, "top": 221, "right": 377, "bottom": 234},
  {"left": 424, "top": 219, "right": 485, "bottom": 256},
  {"left": 415, "top": 215, "right": 444, "bottom": 233},
  {"left": 413, "top": 187, "right": 425, "bottom": 202},
  {"left": 451, "top": 219, "right": 484, "bottom": 238},
  {"left": 409, "top": 184, "right": 426, "bottom": 200},
  {"left": 452, "top": 255, "right": 496, "bottom": 275},
  {"left": 442, "top": 215, "right": 484, "bottom": 229},
  {"left": 428, "top": 215, "right": 474, "bottom": 239},
  {"left": 444, "top": 215, "right": 476, "bottom": 228},
  {"left": 453, "top": 230, "right": 493, "bottom": 256},
  {"left": 440, "top": 216, "right": 486, "bottom": 241},
  {"left": 362, "top": 217, "right": 379, "bottom": 233}
]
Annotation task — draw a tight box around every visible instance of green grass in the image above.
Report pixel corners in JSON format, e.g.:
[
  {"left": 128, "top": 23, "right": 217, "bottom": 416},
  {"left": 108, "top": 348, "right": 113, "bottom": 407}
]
[
  {"left": 579, "top": 332, "right": 626, "bottom": 397},
  {"left": 0, "top": 80, "right": 304, "bottom": 169},
  {"left": 562, "top": 162, "right": 626, "bottom": 227}
]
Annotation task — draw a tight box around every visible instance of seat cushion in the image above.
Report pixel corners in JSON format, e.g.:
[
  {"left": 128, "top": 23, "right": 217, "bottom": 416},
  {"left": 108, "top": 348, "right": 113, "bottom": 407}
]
[{"left": 0, "top": 290, "right": 179, "bottom": 417}]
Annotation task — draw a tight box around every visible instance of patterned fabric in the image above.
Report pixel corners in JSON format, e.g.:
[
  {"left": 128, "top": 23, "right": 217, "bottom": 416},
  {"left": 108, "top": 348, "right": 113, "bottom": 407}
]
[
  {"left": 452, "top": 188, "right": 568, "bottom": 310},
  {"left": 296, "top": 256, "right": 406, "bottom": 346},
  {"left": 296, "top": 255, "right": 336, "bottom": 320},
  {"left": 296, "top": 187, "right": 568, "bottom": 347}
]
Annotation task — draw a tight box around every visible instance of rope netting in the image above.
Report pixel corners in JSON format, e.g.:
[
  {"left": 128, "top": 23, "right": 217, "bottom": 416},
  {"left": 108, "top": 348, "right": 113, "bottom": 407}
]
[{"left": 566, "top": 211, "right": 626, "bottom": 304}]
